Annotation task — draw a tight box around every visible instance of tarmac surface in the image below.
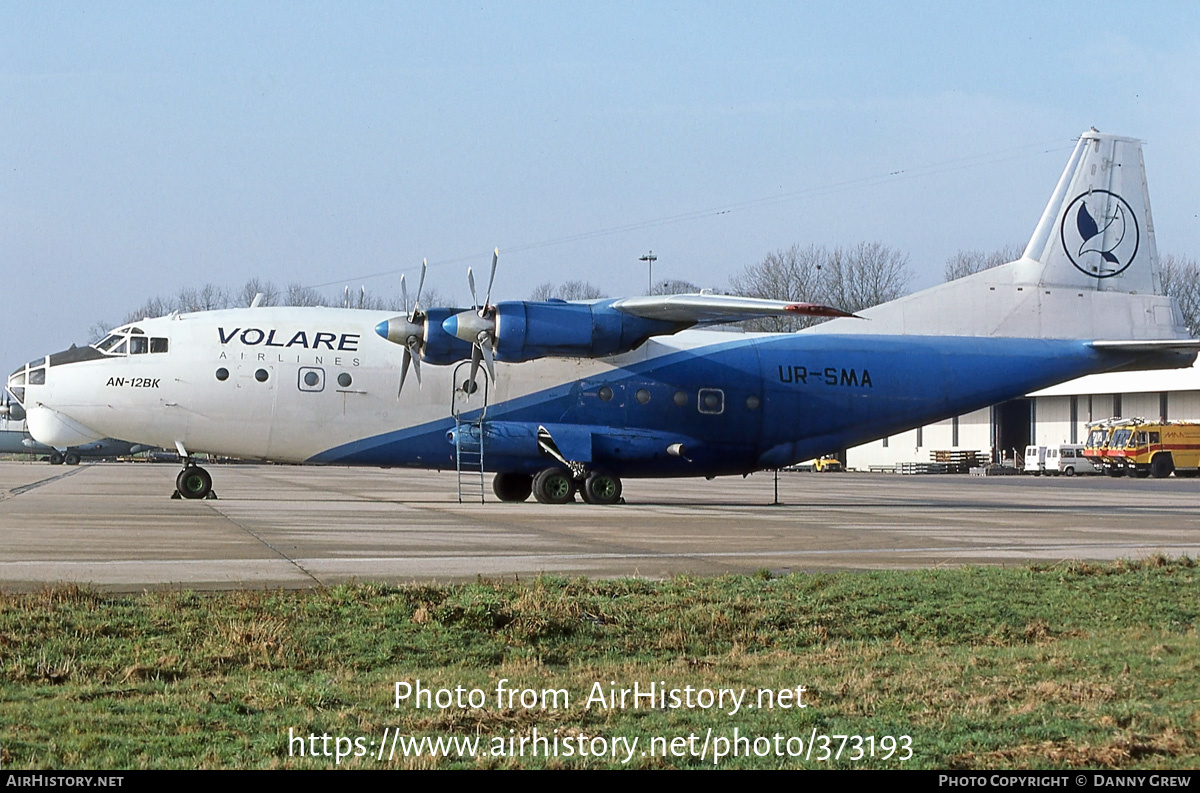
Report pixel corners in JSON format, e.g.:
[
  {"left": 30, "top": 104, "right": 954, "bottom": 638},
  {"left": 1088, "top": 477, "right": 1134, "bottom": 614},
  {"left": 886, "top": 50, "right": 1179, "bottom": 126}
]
[{"left": 0, "top": 460, "right": 1196, "bottom": 591}]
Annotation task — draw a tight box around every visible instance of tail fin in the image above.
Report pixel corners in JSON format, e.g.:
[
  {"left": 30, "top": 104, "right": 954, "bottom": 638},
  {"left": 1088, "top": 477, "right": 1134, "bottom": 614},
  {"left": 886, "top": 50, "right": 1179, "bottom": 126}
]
[
  {"left": 1019, "top": 129, "right": 1159, "bottom": 292},
  {"left": 808, "top": 129, "right": 1187, "bottom": 340}
]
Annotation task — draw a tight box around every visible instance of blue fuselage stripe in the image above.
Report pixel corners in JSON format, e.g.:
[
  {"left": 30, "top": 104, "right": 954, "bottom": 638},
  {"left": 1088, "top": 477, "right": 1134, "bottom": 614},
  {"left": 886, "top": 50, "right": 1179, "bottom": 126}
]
[{"left": 308, "top": 334, "right": 1118, "bottom": 475}]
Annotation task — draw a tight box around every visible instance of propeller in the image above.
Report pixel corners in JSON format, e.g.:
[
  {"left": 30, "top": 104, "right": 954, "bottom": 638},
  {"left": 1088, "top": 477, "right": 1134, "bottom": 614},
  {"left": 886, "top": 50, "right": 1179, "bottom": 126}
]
[
  {"left": 375, "top": 259, "right": 428, "bottom": 396},
  {"left": 444, "top": 248, "right": 499, "bottom": 386}
]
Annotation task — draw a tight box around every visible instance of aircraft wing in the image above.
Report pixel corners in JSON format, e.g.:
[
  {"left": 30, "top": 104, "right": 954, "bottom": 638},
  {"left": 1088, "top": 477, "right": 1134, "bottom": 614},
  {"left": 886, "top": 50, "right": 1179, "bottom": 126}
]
[{"left": 609, "top": 294, "right": 857, "bottom": 324}]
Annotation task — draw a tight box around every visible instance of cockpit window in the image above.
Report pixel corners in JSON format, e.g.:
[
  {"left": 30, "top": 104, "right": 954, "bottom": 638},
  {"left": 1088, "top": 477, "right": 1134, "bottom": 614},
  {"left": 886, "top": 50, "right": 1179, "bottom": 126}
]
[
  {"left": 92, "top": 326, "right": 169, "bottom": 356},
  {"left": 96, "top": 334, "right": 125, "bottom": 353}
]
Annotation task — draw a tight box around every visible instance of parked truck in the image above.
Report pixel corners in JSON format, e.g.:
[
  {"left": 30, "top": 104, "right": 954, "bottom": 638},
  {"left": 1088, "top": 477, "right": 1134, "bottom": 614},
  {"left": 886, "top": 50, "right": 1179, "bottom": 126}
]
[{"left": 1108, "top": 421, "right": 1200, "bottom": 478}]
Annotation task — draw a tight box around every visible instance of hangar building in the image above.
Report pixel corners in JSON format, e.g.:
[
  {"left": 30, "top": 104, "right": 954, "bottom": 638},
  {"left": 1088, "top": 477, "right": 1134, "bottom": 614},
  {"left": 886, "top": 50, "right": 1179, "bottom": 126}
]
[{"left": 846, "top": 359, "right": 1200, "bottom": 469}]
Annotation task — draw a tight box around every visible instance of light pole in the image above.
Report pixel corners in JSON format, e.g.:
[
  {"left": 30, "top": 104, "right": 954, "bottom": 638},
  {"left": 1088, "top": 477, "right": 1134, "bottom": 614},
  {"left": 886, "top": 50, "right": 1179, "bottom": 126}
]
[{"left": 639, "top": 251, "right": 657, "bottom": 295}]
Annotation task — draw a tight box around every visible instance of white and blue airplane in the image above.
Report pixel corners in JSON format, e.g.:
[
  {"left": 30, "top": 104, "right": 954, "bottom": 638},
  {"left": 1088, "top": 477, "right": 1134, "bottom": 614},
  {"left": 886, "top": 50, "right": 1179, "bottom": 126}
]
[{"left": 7, "top": 130, "right": 1197, "bottom": 503}]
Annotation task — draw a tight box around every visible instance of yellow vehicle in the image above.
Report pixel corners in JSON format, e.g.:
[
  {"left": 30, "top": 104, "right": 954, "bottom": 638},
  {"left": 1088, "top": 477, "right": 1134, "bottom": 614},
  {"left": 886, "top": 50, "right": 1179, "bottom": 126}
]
[
  {"left": 1083, "top": 417, "right": 1142, "bottom": 477},
  {"left": 813, "top": 456, "right": 844, "bottom": 473},
  {"left": 1110, "top": 421, "right": 1200, "bottom": 479}
]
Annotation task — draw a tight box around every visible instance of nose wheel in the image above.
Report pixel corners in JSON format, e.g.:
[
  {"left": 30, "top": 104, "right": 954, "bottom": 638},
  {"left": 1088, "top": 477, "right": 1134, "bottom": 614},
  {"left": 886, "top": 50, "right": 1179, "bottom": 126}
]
[{"left": 174, "top": 465, "right": 216, "bottom": 500}]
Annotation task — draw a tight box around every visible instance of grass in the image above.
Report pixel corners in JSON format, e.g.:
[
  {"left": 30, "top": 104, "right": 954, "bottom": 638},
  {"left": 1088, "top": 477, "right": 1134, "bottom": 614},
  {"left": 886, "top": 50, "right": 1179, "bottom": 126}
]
[{"left": 0, "top": 557, "right": 1197, "bottom": 768}]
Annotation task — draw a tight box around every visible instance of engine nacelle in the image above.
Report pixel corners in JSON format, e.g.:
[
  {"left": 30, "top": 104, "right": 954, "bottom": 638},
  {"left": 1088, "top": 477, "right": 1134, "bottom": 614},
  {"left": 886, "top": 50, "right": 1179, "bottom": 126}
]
[
  {"left": 415, "top": 307, "right": 477, "bottom": 365},
  {"left": 490, "top": 299, "right": 679, "bottom": 362}
]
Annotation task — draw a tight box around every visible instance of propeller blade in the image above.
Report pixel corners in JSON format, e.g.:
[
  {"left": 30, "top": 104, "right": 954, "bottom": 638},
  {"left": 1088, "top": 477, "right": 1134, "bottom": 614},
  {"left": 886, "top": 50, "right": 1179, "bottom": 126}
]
[
  {"left": 400, "top": 274, "right": 410, "bottom": 316},
  {"left": 479, "top": 337, "right": 496, "bottom": 382},
  {"left": 483, "top": 248, "right": 498, "bottom": 310},
  {"left": 407, "top": 339, "right": 422, "bottom": 384},
  {"left": 412, "top": 259, "right": 427, "bottom": 319},
  {"left": 398, "top": 349, "right": 412, "bottom": 396},
  {"left": 468, "top": 267, "right": 478, "bottom": 311},
  {"left": 468, "top": 345, "right": 482, "bottom": 390}
]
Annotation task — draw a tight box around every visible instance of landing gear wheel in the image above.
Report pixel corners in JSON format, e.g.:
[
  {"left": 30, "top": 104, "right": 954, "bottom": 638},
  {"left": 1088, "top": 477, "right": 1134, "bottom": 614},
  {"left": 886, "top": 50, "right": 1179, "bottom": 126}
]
[
  {"left": 533, "top": 468, "right": 575, "bottom": 504},
  {"left": 493, "top": 472, "right": 533, "bottom": 502},
  {"left": 581, "top": 471, "right": 622, "bottom": 505},
  {"left": 1150, "top": 454, "right": 1175, "bottom": 479},
  {"left": 49, "top": 452, "right": 64, "bottom": 465},
  {"left": 64, "top": 453, "right": 80, "bottom": 466},
  {"left": 176, "top": 466, "right": 213, "bottom": 500}
]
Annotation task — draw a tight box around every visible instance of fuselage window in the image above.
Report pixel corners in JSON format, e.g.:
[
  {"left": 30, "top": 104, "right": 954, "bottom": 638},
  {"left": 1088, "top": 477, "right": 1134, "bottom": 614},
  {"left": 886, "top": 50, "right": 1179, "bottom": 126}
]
[
  {"left": 598, "top": 386, "right": 613, "bottom": 402},
  {"left": 698, "top": 388, "right": 725, "bottom": 415},
  {"left": 337, "top": 372, "right": 353, "bottom": 388},
  {"left": 28, "top": 368, "right": 46, "bottom": 385},
  {"left": 129, "top": 336, "right": 149, "bottom": 354},
  {"left": 673, "top": 390, "right": 688, "bottom": 406},
  {"left": 745, "top": 395, "right": 760, "bottom": 410},
  {"left": 215, "top": 368, "right": 229, "bottom": 381},
  {"left": 255, "top": 369, "right": 269, "bottom": 382},
  {"left": 150, "top": 338, "right": 169, "bottom": 353},
  {"left": 635, "top": 388, "right": 651, "bottom": 405},
  {"left": 298, "top": 367, "right": 325, "bottom": 392}
]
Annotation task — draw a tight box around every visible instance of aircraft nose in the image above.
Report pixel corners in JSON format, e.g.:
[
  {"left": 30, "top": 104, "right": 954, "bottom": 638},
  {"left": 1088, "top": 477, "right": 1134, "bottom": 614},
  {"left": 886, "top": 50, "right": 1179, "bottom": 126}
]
[{"left": 7, "top": 360, "right": 42, "bottom": 406}]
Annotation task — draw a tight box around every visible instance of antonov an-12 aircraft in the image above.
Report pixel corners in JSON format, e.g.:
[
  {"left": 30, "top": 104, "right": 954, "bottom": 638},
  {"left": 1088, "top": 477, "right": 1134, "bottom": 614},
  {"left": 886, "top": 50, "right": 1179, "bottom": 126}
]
[{"left": 8, "top": 130, "right": 1198, "bottom": 504}]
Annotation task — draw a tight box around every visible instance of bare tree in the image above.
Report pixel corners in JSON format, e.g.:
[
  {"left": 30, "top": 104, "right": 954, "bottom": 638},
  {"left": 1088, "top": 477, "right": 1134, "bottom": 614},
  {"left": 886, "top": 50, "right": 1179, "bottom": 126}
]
[
  {"left": 1161, "top": 254, "right": 1200, "bottom": 338},
  {"left": 822, "top": 242, "right": 912, "bottom": 315},
  {"left": 528, "top": 280, "right": 608, "bottom": 301},
  {"left": 652, "top": 278, "right": 699, "bottom": 295},
  {"left": 729, "top": 243, "right": 911, "bottom": 331},
  {"left": 729, "top": 245, "right": 826, "bottom": 331},
  {"left": 238, "top": 278, "right": 280, "bottom": 307},
  {"left": 284, "top": 283, "right": 328, "bottom": 307},
  {"left": 120, "top": 295, "right": 177, "bottom": 325},
  {"left": 944, "top": 243, "right": 1024, "bottom": 282},
  {"left": 175, "top": 284, "right": 230, "bottom": 313}
]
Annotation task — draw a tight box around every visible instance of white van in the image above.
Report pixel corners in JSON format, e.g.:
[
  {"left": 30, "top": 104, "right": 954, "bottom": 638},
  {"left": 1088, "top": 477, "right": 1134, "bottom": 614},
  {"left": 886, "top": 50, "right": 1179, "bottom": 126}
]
[
  {"left": 1026, "top": 444, "right": 1096, "bottom": 476},
  {"left": 1023, "top": 445, "right": 1046, "bottom": 474},
  {"left": 1050, "top": 444, "right": 1097, "bottom": 476}
]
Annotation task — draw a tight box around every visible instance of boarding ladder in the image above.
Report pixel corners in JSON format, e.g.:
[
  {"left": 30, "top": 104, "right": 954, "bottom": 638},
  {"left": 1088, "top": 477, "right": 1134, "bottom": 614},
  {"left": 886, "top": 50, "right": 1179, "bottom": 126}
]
[{"left": 450, "top": 361, "right": 489, "bottom": 503}]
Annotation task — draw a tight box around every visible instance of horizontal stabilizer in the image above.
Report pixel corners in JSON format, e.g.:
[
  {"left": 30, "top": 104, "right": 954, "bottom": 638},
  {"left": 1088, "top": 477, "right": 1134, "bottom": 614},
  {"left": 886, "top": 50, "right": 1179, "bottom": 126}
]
[
  {"left": 1090, "top": 340, "right": 1200, "bottom": 353},
  {"left": 1091, "top": 339, "right": 1200, "bottom": 372}
]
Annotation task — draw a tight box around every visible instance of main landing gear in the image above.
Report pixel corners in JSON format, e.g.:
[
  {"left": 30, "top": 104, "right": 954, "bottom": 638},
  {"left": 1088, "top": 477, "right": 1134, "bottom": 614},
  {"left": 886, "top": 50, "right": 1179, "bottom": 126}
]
[
  {"left": 174, "top": 463, "right": 216, "bottom": 500},
  {"left": 492, "top": 468, "right": 624, "bottom": 505}
]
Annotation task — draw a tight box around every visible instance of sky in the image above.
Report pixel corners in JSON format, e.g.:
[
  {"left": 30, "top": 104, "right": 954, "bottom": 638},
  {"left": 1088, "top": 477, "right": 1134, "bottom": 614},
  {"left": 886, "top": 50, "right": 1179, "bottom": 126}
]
[{"left": 3, "top": 2, "right": 1199, "bottom": 364}]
